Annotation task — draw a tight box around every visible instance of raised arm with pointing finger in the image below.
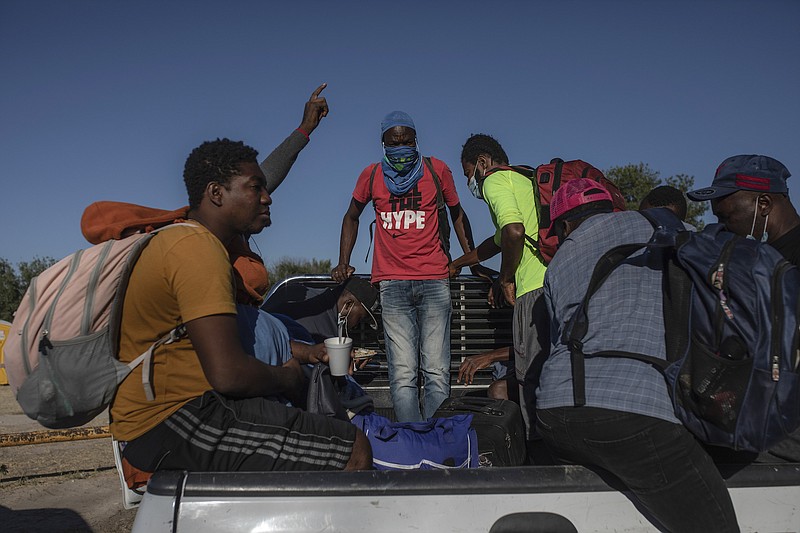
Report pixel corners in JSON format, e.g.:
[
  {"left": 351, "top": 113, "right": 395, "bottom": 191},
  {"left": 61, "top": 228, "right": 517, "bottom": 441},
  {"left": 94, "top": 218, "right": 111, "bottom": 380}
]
[{"left": 261, "top": 83, "right": 329, "bottom": 193}]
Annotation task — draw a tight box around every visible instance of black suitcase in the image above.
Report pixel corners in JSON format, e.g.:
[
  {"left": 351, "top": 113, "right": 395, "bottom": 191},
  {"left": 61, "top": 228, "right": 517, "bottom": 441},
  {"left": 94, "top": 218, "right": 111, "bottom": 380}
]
[{"left": 434, "top": 397, "right": 526, "bottom": 467}]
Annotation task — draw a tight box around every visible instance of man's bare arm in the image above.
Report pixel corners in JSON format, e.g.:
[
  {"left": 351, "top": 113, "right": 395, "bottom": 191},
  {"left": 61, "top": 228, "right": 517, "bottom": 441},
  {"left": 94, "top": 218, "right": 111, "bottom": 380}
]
[
  {"left": 498, "top": 223, "right": 525, "bottom": 306},
  {"left": 186, "top": 314, "right": 304, "bottom": 404},
  {"left": 449, "top": 203, "right": 475, "bottom": 255},
  {"left": 332, "top": 198, "right": 366, "bottom": 283},
  {"left": 449, "top": 236, "right": 501, "bottom": 278},
  {"left": 457, "top": 346, "right": 512, "bottom": 385}
]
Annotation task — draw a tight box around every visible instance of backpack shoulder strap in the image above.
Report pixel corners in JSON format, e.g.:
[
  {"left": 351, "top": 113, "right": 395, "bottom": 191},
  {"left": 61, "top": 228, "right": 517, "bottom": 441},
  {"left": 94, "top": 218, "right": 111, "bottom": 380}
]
[
  {"left": 635, "top": 208, "right": 693, "bottom": 360},
  {"left": 483, "top": 164, "right": 536, "bottom": 179},
  {"left": 548, "top": 159, "right": 566, "bottom": 192},
  {"left": 119, "top": 223, "right": 196, "bottom": 400},
  {"left": 422, "top": 157, "right": 444, "bottom": 209},
  {"left": 368, "top": 163, "right": 380, "bottom": 209},
  {"left": 364, "top": 164, "right": 382, "bottom": 262},
  {"left": 136, "top": 324, "right": 187, "bottom": 401},
  {"left": 511, "top": 164, "right": 537, "bottom": 178},
  {"left": 422, "top": 156, "right": 452, "bottom": 261}
]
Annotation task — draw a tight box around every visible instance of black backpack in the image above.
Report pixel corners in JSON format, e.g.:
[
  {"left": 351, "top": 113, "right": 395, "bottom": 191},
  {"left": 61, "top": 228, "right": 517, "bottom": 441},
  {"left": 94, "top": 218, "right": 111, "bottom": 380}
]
[{"left": 565, "top": 208, "right": 800, "bottom": 452}]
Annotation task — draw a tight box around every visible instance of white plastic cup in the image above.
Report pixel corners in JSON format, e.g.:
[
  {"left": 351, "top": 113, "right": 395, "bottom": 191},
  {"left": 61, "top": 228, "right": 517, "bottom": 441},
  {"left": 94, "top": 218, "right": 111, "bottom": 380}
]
[{"left": 324, "top": 337, "right": 353, "bottom": 376}]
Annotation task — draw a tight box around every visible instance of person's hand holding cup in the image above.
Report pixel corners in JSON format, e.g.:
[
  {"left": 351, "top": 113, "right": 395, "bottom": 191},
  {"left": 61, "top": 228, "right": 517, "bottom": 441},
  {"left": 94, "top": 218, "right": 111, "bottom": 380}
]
[{"left": 324, "top": 337, "right": 353, "bottom": 376}]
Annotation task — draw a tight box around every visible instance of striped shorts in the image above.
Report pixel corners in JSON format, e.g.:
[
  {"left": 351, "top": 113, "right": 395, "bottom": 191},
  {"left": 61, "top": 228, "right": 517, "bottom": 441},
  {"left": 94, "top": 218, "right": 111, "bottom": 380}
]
[{"left": 122, "top": 390, "right": 357, "bottom": 472}]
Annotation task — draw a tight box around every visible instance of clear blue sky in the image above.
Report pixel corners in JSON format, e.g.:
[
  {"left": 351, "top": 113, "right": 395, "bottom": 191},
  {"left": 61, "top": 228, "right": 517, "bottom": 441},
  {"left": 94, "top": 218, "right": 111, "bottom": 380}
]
[{"left": 2, "top": 1, "right": 798, "bottom": 272}]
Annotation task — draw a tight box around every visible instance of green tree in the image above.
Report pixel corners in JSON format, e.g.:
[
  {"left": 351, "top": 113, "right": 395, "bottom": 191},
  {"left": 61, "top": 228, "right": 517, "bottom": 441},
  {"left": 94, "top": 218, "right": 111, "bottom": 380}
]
[
  {"left": 605, "top": 163, "right": 661, "bottom": 211},
  {"left": 0, "top": 259, "right": 21, "bottom": 322},
  {"left": 17, "top": 257, "right": 57, "bottom": 287},
  {"left": 267, "top": 257, "right": 332, "bottom": 289},
  {"left": 0, "top": 256, "right": 56, "bottom": 322},
  {"left": 605, "top": 163, "right": 708, "bottom": 229}
]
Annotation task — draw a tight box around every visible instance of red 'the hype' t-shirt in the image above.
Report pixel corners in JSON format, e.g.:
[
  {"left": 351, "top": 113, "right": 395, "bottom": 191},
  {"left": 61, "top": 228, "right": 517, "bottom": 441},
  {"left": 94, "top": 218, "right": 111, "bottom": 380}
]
[{"left": 353, "top": 157, "right": 460, "bottom": 282}]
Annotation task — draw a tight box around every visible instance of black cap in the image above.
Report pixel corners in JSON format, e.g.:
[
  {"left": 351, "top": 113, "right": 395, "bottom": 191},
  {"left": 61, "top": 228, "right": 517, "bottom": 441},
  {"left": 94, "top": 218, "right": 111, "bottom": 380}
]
[{"left": 342, "top": 277, "right": 380, "bottom": 329}]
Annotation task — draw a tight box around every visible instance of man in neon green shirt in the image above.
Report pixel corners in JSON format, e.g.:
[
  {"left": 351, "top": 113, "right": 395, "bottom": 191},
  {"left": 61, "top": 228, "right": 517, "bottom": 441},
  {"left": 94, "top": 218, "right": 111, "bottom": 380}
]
[{"left": 450, "top": 134, "right": 548, "bottom": 443}]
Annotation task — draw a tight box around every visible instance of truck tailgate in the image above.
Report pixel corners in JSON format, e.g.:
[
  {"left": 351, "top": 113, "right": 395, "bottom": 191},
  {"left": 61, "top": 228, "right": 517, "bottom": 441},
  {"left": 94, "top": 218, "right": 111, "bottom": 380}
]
[{"left": 133, "top": 463, "right": 800, "bottom": 532}]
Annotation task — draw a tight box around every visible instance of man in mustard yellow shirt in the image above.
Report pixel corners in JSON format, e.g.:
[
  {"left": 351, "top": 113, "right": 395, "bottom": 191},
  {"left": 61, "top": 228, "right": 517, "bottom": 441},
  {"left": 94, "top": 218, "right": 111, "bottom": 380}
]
[
  {"left": 111, "top": 138, "right": 371, "bottom": 478},
  {"left": 450, "top": 134, "right": 548, "bottom": 442}
]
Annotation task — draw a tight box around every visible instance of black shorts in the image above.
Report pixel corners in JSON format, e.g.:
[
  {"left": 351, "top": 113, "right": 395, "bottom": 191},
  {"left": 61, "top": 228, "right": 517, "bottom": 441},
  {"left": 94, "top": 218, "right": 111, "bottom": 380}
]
[{"left": 123, "top": 390, "right": 357, "bottom": 472}]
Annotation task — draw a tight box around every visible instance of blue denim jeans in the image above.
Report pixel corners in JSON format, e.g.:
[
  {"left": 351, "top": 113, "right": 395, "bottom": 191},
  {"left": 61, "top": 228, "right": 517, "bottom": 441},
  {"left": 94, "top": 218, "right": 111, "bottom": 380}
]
[
  {"left": 379, "top": 279, "right": 452, "bottom": 422},
  {"left": 537, "top": 407, "right": 739, "bottom": 532}
]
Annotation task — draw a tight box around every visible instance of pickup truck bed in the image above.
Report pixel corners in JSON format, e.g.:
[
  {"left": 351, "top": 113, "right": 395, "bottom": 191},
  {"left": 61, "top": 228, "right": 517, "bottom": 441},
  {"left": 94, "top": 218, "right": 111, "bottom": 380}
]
[
  {"left": 131, "top": 276, "right": 800, "bottom": 532},
  {"left": 266, "top": 275, "right": 513, "bottom": 411}
]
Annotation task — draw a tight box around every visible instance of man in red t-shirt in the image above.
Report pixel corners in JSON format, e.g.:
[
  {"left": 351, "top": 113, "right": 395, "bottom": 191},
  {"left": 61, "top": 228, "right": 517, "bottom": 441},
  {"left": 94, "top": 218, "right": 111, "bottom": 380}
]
[{"left": 332, "top": 111, "right": 480, "bottom": 422}]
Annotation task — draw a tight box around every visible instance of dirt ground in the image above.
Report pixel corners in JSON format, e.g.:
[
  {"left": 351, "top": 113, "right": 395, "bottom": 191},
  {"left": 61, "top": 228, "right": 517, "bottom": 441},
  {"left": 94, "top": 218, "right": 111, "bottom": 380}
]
[{"left": 0, "top": 385, "right": 138, "bottom": 532}]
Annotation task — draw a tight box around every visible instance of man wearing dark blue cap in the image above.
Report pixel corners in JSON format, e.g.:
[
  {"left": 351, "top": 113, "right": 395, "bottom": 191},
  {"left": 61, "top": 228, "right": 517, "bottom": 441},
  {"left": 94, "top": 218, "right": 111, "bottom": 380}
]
[
  {"left": 332, "top": 111, "right": 480, "bottom": 422},
  {"left": 688, "top": 154, "right": 800, "bottom": 265},
  {"left": 690, "top": 154, "right": 800, "bottom": 463}
]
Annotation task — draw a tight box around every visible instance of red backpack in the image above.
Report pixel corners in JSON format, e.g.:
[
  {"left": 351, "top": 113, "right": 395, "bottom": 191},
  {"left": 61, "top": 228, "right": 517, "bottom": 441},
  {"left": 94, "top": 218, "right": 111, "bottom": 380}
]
[{"left": 485, "top": 158, "right": 626, "bottom": 263}]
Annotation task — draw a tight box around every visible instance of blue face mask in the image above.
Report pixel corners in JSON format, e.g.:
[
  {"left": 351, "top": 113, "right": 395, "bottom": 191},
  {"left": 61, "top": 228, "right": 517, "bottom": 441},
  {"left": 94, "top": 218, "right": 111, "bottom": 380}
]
[
  {"left": 468, "top": 163, "right": 483, "bottom": 199},
  {"left": 383, "top": 144, "right": 419, "bottom": 173},
  {"left": 381, "top": 143, "right": 424, "bottom": 196}
]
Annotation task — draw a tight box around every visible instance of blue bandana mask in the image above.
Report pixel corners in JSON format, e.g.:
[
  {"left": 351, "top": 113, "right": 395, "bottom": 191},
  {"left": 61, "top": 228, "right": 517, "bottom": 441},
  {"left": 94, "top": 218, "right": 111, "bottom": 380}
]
[{"left": 381, "top": 144, "right": 424, "bottom": 196}]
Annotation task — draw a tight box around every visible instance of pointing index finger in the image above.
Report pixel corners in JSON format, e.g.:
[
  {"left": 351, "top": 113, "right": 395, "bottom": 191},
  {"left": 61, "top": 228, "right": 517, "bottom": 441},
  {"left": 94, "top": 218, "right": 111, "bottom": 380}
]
[{"left": 310, "top": 83, "right": 327, "bottom": 100}]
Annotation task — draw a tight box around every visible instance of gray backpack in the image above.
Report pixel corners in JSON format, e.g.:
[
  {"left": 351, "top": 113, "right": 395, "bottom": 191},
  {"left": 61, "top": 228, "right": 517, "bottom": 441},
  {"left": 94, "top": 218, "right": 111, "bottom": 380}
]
[{"left": 5, "top": 225, "right": 191, "bottom": 428}]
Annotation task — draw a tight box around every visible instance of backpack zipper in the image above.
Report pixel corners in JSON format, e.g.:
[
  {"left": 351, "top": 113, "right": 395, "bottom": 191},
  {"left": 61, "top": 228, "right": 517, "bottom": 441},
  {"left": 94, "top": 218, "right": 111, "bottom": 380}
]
[
  {"left": 771, "top": 260, "right": 790, "bottom": 381},
  {"left": 41, "top": 250, "right": 84, "bottom": 346},
  {"left": 795, "top": 280, "right": 800, "bottom": 372},
  {"left": 82, "top": 239, "right": 114, "bottom": 336}
]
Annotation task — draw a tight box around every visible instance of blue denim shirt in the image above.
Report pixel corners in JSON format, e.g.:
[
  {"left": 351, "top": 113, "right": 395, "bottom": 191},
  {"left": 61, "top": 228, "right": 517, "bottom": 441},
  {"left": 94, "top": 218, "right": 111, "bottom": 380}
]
[{"left": 536, "top": 211, "right": 680, "bottom": 424}]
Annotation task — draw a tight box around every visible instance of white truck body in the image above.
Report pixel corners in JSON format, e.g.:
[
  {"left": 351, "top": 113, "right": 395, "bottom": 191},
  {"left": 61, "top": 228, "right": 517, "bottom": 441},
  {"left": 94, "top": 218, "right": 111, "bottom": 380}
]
[{"left": 133, "top": 464, "right": 800, "bottom": 532}]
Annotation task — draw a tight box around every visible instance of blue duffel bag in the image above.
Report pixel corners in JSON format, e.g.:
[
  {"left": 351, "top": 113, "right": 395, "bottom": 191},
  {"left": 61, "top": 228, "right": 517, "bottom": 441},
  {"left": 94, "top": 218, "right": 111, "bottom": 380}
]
[{"left": 351, "top": 412, "right": 479, "bottom": 470}]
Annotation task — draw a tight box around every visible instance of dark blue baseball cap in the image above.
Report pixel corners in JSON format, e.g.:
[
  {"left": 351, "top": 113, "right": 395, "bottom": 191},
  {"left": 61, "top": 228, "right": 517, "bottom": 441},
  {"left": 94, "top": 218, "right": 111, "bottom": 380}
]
[
  {"left": 687, "top": 154, "right": 790, "bottom": 201},
  {"left": 380, "top": 111, "right": 416, "bottom": 136}
]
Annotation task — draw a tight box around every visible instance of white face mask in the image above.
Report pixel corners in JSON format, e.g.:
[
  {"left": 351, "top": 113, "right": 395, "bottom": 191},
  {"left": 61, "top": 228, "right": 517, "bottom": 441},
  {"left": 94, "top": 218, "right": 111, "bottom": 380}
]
[
  {"left": 746, "top": 196, "right": 769, "bottom": 243},
  {"left": 468, "top": 162, "right": 483, "bottom": 199},
  {"left": 337, "top": 301, "right": 353, "bottom": 338}
]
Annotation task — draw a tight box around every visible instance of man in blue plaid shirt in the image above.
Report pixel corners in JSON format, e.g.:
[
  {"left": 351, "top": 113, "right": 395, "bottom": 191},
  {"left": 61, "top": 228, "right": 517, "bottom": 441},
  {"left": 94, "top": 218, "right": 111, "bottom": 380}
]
[{"left": 535, "top": 179, "right": 739, "bottom": 532}]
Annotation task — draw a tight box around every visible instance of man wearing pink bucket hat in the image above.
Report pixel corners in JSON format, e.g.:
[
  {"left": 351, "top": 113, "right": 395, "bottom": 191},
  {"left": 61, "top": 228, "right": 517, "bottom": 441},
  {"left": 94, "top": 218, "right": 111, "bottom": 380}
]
[{"left": 535, "top": 179, "right": 739, "bottom": 531}]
